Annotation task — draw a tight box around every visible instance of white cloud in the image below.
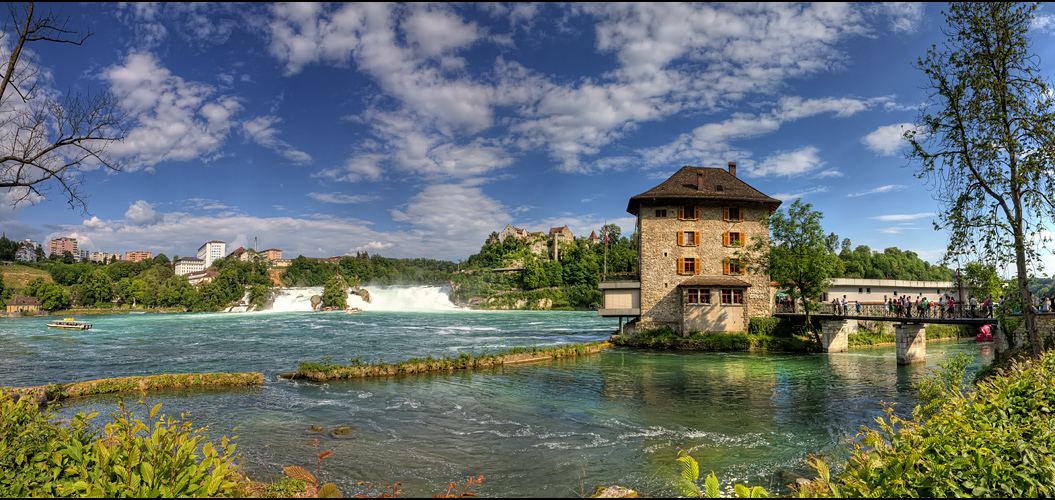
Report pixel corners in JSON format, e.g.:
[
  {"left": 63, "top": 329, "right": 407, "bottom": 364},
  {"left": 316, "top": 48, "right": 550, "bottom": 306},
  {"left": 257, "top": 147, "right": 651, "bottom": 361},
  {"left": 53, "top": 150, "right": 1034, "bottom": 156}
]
[
  {"left": 748, "top": 146, "right": 825, "bottom": 178},
  {"left": 352, "top": 241, "right": 394, "bottom": 253},
  {"left": 308, "top": 192, "right": 381, "bottom": 204},
  {"left": 104, "top": 52, "right": 242, "bottom": 171},
  {"left": 124, "top": 200, "right": 162, "bottom": 226},
  {"left": 875, "top": 3, "right": 925, "bottom": 34},
  {"left": 390, "top": 183, "right": 510, "bottom": 253},
  {"left": 870, "top": 212, "right": 936, "bottom": 222},
  {"left": 241, "top": 115, "right": 312, "bottom": 165},
  {"left": 771, "top": 186, "right": 829, "bottom": 202},
  {"left": 848, "top": 184, "right": 907, "bottom": 197},
  {"left": 862, "top": 122, "right": 918, "bottom": 156}
]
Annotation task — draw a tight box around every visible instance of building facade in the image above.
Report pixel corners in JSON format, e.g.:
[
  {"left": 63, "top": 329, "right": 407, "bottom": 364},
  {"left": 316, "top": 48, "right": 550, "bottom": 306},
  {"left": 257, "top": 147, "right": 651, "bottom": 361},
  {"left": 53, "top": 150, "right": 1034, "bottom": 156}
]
[
  {"left": 174, "top": 257, "right": 206, "bottom": 276},
  {"left": 198, "top": 241, "right": 226, "bottom": 268},
  {"left": 7, "top": 296, "right": 40, "bottom": 313},
  {"left": 599, "top": 163, "right": 780, "bottom": 334},
  {"left": 48, "top": 237, "right": 77, "bottom": 257},
  {"left": 823, "top": 278, "right": 960, "bottom": 304},
  {"left": 125, "top": 251, "right": 153, "bottom": 263},
  {"left": 264, "top": 248, "right": 282, "bottom": 262}
]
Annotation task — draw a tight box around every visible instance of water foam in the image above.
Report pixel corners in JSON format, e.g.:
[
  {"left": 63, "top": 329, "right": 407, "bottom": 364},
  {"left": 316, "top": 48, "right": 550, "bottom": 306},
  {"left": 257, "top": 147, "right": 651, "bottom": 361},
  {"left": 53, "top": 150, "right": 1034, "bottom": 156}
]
[{"left": 265, "top": 285, "right": 462, "bottom": 313}]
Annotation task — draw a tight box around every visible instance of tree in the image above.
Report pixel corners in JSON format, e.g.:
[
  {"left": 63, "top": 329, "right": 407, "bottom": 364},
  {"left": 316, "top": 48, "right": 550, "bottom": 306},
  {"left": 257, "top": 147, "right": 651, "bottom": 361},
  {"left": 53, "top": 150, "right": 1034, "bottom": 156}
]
[
  {"left": 963, "top": 262, "right": 1002, "bottom": 303},
  {"left": 322, "top": 273, "right": 347, "bottom": 309},
  {"left": 825, "top": 232, "right": 839, "bottom": 255},
  {"left": 599, "top": 223, "right": 622, "bottom": 243},
  {"left": 745, "top": 199, "right": 838, "bottom": 341},
  {"left": 0, "top": 3, "right": 127, "bottom": 212},
  {"left": 905, "top": 3, "right": 1055, "bottom": 357}
]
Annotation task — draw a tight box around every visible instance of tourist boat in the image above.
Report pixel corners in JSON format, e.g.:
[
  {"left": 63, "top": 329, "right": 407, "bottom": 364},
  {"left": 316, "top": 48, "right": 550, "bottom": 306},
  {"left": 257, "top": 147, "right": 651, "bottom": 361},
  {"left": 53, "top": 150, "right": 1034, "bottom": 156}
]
[
  {"left": 47, "top": 318, "right": 92, "bottom": 330},
  {"left": 345, "top": 307, "right": 362, "bottom": 314}
]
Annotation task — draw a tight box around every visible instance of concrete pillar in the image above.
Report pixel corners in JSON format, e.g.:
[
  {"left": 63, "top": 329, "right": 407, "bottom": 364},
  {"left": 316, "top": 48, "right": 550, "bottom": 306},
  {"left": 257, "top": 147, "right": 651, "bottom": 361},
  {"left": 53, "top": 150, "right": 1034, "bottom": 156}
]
[
  {"left": 896, "top": 323, "right": 926, "bottom": 365},
  {"left": 820, "top": 319, "right": 855, "bottom": 353}
]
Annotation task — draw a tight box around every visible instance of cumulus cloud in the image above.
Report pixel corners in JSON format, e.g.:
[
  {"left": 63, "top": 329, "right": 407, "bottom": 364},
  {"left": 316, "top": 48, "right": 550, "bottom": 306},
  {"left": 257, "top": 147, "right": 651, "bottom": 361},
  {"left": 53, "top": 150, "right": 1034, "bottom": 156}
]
[
  {"left": 771, "top": 186, "right": 830, "bottom": 201},
  {"left": 104, "top": 52, "right": 242, "bottom": 171},
  {"left": 747, "top": 146, "right": 825, "bottom": 178},
  {"left": 241, "top": 115, "right": 313, "bottom": 165},
  {"left": 862, "top": 122, "right": 918, "bottom": 156},
  {"left": 125, "top": 200, "right": 163, "bottom": 226}
]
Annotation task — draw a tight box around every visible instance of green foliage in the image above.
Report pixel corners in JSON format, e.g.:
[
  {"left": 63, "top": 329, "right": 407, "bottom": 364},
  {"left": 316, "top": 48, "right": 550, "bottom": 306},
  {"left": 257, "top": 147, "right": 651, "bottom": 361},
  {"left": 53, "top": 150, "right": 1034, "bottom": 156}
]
[
  {"left": 321, "top": 274, "right": 347, "bottom": 309},
  {"left": 79, "top": 269, "right": 114, "bottom": 307},
  {"left": 619, "top": 326, "right": 817, "bottom": 352},
  {"left": 675, "top": 448, "right": 767, "bottom": 498},
  {"left": 747, "top": 317, "right": 795, "bottom": 338},
  {"left": 0, "top": 394, "right": 240, "bottom": 497},
  {"left": 836, "top": 243, "right": 952, "bottom": 281},
  {"left": 962, "top": 262, "right": 1001, "bottom": 301},
  {"left": 266, "top": 476, "right": 306, "bottom": 496},
  {"left": 745, "top": 199, "right": 837, "bottom": 337},
  {"left": 817, "top": 350, "right": 1055, "bottom": 498},
  {"left": 907, "top": 2, "right": 1053, "bottom": 357}
]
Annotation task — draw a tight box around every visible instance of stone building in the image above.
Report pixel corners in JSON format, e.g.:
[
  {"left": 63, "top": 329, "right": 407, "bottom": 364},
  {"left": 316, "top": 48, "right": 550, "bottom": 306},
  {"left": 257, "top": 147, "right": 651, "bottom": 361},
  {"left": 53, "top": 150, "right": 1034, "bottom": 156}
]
[
  {"left": 599, "top": 163, "right": 781, "bottom": 334},
  {"left": 7, "top": 296, "right": 39, "bottom": 313}
]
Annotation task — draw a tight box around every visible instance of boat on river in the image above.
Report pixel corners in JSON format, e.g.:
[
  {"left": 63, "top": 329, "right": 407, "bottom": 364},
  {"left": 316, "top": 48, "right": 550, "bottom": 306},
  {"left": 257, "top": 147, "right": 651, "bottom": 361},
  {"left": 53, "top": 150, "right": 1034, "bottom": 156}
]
[
  {"left": 47, "top": 318, "right": 92, "bottom": 330},
  {"left": 345, "top": 307, "right": 362, "bottom": 314}
]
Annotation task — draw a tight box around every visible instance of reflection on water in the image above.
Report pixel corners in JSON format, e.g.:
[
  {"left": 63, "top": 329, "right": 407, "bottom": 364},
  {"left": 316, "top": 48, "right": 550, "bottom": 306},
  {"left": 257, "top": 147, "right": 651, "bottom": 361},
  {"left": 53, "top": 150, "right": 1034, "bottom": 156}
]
[{"left": 0, "top": 310, "right": 991, "bottom": 497}]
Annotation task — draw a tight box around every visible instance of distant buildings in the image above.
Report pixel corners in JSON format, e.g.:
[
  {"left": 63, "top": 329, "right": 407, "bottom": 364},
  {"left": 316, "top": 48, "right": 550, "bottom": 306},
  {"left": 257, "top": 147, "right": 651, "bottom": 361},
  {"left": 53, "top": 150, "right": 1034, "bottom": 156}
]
[
  {"left": 90, "top": 252, "right": 121, "bottom": 263},
  {"left": 228, "top": 247, "right": 250, "bottom": 262},
  {"left": 49, "top": 237, "right": 77, "bottom": 257},
  {"left": 264, "top": 248, "right": 282, "bottom": 262},
  {"left": 198, "top": 241, "right": 225, "bottom": 268},
  {"left": 7, "top": 296, "right": 40, "bottom": 313},
  {"left": 125, "top": 251, "right": 152, "bottom": 263},
  {"left": 174, "top": 257, "right": 206, "bottom": 276}
]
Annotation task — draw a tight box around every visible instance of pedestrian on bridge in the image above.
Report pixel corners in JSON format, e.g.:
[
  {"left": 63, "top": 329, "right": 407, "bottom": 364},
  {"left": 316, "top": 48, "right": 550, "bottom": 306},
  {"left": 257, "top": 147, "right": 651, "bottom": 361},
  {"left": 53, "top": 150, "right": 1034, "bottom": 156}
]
[{"left": 949, "top": 297, "right": 956, "bottom": 318}]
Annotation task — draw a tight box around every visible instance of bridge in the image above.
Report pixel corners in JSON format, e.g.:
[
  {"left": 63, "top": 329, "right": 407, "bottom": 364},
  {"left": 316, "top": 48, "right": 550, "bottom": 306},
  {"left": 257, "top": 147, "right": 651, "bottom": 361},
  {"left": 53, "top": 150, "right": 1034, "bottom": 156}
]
[{"left": 774, "top": 311, "right": 1000, "bottom": 365}]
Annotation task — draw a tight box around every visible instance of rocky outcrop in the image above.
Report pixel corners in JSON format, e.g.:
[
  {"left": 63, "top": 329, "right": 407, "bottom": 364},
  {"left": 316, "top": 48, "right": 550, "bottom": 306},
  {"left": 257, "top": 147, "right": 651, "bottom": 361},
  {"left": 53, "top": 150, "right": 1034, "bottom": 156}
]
[{"left": 310, "top": 295, "right": 322, "bottom": 310}]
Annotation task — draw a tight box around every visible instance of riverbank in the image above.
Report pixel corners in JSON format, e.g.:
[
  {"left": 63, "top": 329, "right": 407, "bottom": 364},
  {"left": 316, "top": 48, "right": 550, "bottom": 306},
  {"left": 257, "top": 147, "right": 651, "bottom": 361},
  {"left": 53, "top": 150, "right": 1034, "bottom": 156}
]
[
  {"left": 284, "top": 341, "right": 609, "bottom": 381},
  {"left": 2, "top": 372, "right": 263, "bottom": 402}
]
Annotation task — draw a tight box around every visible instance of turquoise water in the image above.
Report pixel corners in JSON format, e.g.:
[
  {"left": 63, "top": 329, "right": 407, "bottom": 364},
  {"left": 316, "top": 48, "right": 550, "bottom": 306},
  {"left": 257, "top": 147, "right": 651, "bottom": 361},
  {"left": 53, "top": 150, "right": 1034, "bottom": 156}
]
[{"left": 0, "top": 303, "right": 991, "bottom": 497}]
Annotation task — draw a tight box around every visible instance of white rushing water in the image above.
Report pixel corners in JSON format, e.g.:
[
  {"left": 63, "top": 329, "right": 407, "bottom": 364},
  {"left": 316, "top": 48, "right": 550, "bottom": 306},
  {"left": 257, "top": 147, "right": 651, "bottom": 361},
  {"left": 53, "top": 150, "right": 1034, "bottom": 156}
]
[{"left": 267, "top": 285, "right": 462, "bottom": 312}]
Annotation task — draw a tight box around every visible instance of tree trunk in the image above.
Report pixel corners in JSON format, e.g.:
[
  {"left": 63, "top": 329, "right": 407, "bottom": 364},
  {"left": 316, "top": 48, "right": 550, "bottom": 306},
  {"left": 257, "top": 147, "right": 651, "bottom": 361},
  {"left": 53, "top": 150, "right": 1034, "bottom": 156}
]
[{"left": 1014, "top": 230, "right": 1043, "bottom": 357}]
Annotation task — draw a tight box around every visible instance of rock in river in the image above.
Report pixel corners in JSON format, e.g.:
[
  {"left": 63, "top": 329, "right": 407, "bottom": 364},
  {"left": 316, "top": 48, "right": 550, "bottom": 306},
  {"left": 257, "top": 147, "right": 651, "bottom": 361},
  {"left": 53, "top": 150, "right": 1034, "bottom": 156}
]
[{"left": 329, "top": 426, "right": 354, "bottom": 439}]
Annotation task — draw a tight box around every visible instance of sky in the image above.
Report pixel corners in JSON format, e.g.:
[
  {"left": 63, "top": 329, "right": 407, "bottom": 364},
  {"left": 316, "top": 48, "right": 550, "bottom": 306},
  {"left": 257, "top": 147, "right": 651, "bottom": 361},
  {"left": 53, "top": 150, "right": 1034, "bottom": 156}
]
[{"left": 4, "top": 2, "right": 1055, "bottom": 270}]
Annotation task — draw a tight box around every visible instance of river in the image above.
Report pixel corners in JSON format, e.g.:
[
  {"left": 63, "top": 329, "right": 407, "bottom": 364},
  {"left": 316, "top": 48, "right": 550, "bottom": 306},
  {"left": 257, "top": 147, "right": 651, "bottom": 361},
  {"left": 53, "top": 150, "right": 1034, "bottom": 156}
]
[{"left": 0, "top": 286, "right": 992, "bottom": 497}]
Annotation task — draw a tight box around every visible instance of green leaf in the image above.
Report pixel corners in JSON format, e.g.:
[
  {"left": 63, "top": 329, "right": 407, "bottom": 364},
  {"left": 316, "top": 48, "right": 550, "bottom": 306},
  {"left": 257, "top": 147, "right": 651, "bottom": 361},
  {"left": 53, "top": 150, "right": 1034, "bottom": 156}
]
[
  {"left": 734, "top": 484, "right": 750, "bottom": 498},
  {"left": 705, "top": 472, "right": 720, "bottom": 499}
]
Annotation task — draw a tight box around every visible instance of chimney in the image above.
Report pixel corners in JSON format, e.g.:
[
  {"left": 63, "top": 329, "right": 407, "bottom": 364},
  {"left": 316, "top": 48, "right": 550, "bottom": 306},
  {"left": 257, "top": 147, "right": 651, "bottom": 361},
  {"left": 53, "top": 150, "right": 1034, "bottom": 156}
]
[
  {"left": 728, "top": 161, "right": 737, "bottom": 177},
  {"left": 697, "top": 171, "right": 704, "bottom": 190}
]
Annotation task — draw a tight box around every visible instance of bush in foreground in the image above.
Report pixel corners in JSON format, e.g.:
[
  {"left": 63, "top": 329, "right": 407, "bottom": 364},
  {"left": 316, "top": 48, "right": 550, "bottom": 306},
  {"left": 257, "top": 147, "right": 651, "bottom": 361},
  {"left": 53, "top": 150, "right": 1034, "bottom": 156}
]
[{"left": 0, "top": 394, "right": 240, "bottom": 497}]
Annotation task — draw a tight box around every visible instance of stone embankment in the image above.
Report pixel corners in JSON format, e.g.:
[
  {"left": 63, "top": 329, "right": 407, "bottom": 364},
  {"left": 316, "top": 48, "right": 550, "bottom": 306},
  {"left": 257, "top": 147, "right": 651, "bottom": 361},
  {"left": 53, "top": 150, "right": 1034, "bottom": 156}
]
[{"left": 2, "top": 372, "right": 263, "bottom": 403}]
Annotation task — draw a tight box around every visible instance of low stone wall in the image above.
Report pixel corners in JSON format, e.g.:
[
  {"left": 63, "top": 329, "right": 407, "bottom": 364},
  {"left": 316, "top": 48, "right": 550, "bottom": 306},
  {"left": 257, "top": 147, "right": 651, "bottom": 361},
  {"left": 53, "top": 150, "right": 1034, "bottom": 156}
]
[{"left": 2, "top": 372, "right": 264, "bottom": 402}]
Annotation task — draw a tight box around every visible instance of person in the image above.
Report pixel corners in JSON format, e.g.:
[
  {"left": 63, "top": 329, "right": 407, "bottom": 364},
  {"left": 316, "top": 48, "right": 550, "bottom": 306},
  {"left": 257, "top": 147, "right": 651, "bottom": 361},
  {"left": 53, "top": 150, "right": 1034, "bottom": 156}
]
[
  {"left": 948, "top": 296, "right": 956, "bottom": 318},
  {"left": 856, "top": 300, "right": 861, "bottom": 315},
  {"left": 986, "top": 295, "right": 994, "bottom": 318},
  {"left": 842, "top": 297, "right": 848, "bottom": 316}
]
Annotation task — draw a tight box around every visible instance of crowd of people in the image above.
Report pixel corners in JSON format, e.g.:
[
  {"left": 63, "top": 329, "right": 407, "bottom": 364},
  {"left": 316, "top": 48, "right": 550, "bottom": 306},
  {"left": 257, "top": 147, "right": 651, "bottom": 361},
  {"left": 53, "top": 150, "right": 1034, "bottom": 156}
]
[{"left": 775, "top": 293, "right": 1055, "bottom": 319}]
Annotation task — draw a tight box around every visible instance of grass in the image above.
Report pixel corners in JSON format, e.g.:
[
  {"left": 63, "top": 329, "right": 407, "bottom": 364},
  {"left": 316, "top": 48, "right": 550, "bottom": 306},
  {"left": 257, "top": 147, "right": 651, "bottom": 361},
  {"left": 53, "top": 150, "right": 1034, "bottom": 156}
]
[
  {"left": 2, "top": 264, "right": 52, "bottom": 291},
  {"left": 294, "top": 342, "right": 607, "bottom": 381},
  {"left": 613, "top": 325, "right": 819, "bottom": 352},
  {"left": 2, "top": 372, "right": 264, "bottom": 402}
]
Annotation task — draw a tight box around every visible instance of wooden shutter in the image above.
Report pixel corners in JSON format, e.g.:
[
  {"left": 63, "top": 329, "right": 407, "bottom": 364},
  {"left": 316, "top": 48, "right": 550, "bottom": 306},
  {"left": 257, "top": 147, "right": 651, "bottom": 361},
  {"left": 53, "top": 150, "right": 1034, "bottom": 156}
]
[
  {"left": 739, "top": 232, "right": 746, "bottom": 247},
  {"left": 694, "top": 206, "right": 701, "bottom": 219},
  {"left": 694, "top": 231, "right": 701, "bottom": 246},
  {"left": 739, "top": 259, "right": 746, "bottom": 275},
  {"left": 677, "top": 231, "right": 684, "bottom": 246},
  {"left": 678, "top": 258, "right": 685, "bottom": 274},
  {"left": 723, "top": 207, "right": 730, "bottom": 221},
  {"left": 723, "top": 232, "right": 730, "bottom": 246},
  {"left": 723, "top": 258, "right": 729, "bottom": 275},
  {"left": 678, "top": 206, "right": 684, "bottom": 219},
  {"left": 739, "top": 208, "right": 745, "bottom": 221},
  {"left": 694, "top": 258, "right": 701, "bottom": 274}
]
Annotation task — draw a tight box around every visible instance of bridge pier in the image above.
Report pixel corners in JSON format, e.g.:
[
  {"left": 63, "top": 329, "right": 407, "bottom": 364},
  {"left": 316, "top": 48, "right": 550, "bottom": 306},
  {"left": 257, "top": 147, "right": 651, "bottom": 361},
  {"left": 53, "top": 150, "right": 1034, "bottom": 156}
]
[
  {"left": 820, "top": 319, "right": 855, "bottom": 353},
  {"left": 896, "top": 323, "right": 926, "bottom": 365}
]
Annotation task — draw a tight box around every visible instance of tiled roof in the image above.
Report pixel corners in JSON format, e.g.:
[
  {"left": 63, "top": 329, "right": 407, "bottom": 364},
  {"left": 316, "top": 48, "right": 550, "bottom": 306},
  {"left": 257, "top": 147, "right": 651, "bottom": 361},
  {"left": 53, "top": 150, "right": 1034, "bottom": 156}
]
[
  {"left": 676, "top": 275, "right": 752, "bottom": 288},
  {"left": 627, "top": 166, "right": 781, "bottom": 215},
  {"left": 8, "top": 295, "right": 39, "bottom": 305}
]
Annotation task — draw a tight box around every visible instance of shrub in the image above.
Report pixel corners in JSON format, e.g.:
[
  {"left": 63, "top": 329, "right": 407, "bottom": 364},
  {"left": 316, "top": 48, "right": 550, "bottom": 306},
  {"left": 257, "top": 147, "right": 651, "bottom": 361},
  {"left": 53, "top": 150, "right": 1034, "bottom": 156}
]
[
  {"left": 0, "top": 394, "right": 241, "bottom": 497},
  {"left": 820, "top": 350, "right": 1055, "bottom": 497},
  {"left": 748, "top": 316, "right": 792, "bottom": 337}
]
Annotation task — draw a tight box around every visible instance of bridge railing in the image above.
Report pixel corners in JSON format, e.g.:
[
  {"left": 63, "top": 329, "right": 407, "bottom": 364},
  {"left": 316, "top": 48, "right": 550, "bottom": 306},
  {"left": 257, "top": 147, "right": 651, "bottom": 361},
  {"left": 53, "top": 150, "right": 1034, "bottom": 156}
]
[{"left": 777, "top": 301, "right": 997, "bottom": 319}]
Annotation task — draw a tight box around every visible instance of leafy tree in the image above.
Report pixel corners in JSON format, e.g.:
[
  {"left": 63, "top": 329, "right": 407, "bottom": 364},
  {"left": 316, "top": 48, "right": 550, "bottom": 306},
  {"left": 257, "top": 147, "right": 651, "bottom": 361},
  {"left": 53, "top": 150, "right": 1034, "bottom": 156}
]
[
  {"left": 963, "top": 262, "right": 1002, "bottom": 302},
  {"left": 825, "top": 232, "right": 839, "bottom": 254},
  {"left": 520, "top": 257, "right": 547, "bottom": 290},
  {"left": 61, "top": 251, "right": 74, "bottom": 264},
  {"left": 0, "top": 235, "right": 16, "bottom": 260},
  {"left": 906, "top": 2, "right": 1054, "bottom": 356},
  {"left": 322, "top": 274, "right": 347, "bottom": 309},
  {"left": 599, "top": 223, "right": 622, "bottom": 243},
  {"left": 80, "top": 268, "right": 113, "bottom": 307},
  {"left": 746, "top": 199, "right": 838, "bottom": 340}
]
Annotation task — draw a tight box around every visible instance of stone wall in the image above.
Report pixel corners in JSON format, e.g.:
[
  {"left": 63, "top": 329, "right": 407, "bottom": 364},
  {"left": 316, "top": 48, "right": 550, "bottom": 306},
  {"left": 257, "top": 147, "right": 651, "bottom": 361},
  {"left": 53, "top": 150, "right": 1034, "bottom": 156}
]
[{"left": 636, "top": 200, "right": 772, "bottom": 333}]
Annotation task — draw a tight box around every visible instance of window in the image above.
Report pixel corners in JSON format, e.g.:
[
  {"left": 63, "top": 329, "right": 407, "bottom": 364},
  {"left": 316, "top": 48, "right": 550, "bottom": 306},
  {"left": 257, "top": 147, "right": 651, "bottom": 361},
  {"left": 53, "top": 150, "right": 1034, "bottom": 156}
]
[
  {"left": 721, "top": 289, "right": 743, "bottom": 304},
  {"left": 715, "top": 185, "right": 724, "bottom": 192},
  {"left": 723, "top": 231, "right": 745, "bottom": 247},
  {"left": 655, "top": 209, "right": 667, "bottom": 218},
  {"left": 723, "top": 258, "right": 746, "bottom": 275},
  {"left": 858, "top": 288, "right": 863, "bottom": 293},
  {"left": 723, "top": 206, "right": 745, "bottom": 222},
  {"left": 686, "top": 288, "right": 710, "bottom": 305},
  {"left": 679, "top": 256, "right": 696, "bottom": 276},
  {"left": 677, "top": 231, "right": 700, "bottom": 246},
  {"left": 678, "top": 205, "right": 700, "bottom": 220}
]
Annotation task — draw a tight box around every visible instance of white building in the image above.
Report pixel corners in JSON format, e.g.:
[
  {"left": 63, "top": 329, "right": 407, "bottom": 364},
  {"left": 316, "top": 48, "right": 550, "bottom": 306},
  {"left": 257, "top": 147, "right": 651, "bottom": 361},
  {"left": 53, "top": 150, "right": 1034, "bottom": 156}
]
[
  {"left": 822, "top": 278, "right": 961, "bottom": 304},
  {"left": 15, "top": 245, "right": 36, "bottom": 262},
  {"left": 174, "top": 257, "right": 206, "bottom": 276},
  {"left": 197, "top": 241, "right": 226, "bottom": 268}
]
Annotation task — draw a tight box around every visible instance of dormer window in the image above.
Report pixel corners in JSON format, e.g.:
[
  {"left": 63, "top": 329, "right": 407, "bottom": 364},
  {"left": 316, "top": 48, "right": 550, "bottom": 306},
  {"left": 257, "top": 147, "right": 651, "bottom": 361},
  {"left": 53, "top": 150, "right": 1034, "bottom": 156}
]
[{"left": 716, "top": 185, "right": 724, "bottom": 192}]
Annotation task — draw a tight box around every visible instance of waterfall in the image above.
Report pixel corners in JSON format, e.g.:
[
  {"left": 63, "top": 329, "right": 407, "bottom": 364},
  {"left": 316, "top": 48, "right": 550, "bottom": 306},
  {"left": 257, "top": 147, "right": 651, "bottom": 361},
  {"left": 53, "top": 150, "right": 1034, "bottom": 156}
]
[{"left": 265, "top": 285, "right": 461, "bottom": 312}]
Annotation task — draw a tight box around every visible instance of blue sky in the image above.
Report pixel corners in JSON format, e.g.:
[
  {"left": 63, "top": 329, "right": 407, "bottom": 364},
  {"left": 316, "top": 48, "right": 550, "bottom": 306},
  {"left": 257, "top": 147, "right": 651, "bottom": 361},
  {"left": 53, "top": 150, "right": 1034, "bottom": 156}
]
[{"left": 4, "top": 3, "right": 1055, "bottom": 268}]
